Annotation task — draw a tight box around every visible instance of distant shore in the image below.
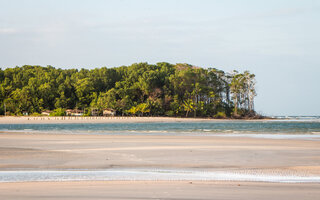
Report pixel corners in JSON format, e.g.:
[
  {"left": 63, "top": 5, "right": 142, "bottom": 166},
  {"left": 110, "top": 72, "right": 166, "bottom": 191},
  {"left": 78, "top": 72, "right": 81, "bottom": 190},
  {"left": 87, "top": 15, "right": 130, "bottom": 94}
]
[{"left": 0, "top": 116, "right": 271, "bottom": 124}]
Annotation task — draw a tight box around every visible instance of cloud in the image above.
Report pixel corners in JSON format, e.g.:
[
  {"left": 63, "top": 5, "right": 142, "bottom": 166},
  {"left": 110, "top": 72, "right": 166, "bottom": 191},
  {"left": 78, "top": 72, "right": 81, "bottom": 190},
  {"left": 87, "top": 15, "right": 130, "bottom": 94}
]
[{"left": 0, "top": 28, "right": 17, "bottom": 34}]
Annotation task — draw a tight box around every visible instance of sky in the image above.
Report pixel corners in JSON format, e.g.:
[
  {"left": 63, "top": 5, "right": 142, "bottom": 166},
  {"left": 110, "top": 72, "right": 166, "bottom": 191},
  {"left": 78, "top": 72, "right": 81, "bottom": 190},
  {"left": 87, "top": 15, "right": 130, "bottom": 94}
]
[{"left": 0, "top": 0, "right": 319, "bottom": 116}]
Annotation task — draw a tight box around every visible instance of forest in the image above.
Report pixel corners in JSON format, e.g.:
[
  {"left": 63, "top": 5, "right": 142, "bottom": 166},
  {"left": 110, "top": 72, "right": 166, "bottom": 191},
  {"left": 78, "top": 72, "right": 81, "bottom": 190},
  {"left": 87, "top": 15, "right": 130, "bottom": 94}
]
[{"left": 0, "top": 63, "right": 260, "bottom": 118}]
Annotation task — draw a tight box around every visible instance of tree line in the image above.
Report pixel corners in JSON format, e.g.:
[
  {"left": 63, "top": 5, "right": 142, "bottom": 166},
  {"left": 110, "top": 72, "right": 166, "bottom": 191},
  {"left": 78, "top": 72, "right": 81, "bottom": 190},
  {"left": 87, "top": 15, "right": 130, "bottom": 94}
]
[{"left": 0, "top": 63, "right": 260, "bottom": 118}]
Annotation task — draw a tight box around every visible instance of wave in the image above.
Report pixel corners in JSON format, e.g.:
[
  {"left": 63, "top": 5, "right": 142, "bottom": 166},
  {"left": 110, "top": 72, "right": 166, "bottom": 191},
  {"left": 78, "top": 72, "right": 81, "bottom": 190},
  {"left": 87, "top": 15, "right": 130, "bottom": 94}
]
[
  {"left": 271, "top": 116, "right": 320, "bottom": 122},
  {"left": 1, "top": 169, "right": 319, "bottom": 183},
  {"left": 1, "top": 129, "right": 320, "bottom": 140}
]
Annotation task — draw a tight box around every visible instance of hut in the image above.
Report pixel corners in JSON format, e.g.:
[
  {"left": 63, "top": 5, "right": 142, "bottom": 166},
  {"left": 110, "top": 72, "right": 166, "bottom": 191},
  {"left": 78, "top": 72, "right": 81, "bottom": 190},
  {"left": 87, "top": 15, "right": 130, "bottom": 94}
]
[
  {"left": 91, "top": 108, "right": 99, "bottom": 116},
  {"left": 103, "top": 109, "right": 116, "bottom": 116},
  {"left": 41, "top": 110, "right": 52, "bottom": 116},
  {"left": 66, "top": 109, "right": 84, "bottom": 116}
]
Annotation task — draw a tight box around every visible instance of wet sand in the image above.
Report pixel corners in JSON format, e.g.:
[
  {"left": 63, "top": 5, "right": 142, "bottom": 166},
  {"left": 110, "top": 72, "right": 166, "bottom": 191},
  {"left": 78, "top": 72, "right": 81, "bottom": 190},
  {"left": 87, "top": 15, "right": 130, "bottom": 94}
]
[
  {"left": 0, "top": 132, "right": 319, "bottom": 199},
  {"left": 1, "top": 181, "right": 320, "bottom": 200},
  {"left": 0, "top": 133, "right": 320, "bottom": 171}
]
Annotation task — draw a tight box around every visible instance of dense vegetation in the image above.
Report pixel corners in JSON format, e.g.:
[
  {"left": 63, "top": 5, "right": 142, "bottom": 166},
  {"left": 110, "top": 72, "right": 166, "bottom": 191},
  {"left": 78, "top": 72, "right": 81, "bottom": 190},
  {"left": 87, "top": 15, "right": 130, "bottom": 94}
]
[{"left": 0, "top": 63, "right": 259, "bottom": 118}]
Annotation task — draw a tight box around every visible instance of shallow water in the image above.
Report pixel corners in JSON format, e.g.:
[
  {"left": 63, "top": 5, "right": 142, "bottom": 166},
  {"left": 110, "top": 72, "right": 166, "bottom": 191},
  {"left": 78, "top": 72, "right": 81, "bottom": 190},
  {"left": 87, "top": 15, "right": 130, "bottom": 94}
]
[
  {"left": 1, "top": 169, "right": 319, "bottom": 183},
  {"left": 0, "top": 120, "right": 320, "bottom": 140}
]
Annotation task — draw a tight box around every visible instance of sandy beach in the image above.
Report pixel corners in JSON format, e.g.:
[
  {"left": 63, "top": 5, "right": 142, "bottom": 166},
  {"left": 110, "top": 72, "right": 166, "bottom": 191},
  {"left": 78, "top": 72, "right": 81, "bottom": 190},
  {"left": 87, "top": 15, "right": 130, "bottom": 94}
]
[
  {"left": 0, "top": 116, "right": 261, "bottom": 124},
  {"left": 1, "top": 181, "right": 319, "bottom": 200},
  {"left": 0, "top": 129, "right": 319, "bottom": 199},
  {"left": 0, "top": 133, "right": 319, "bottom": 171}
]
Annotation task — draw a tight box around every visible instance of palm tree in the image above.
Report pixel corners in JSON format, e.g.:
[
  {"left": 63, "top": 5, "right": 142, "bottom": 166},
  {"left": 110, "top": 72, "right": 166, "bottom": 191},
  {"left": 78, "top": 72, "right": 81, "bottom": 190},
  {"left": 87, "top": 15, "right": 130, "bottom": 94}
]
[
  {"left": 137, "top": 103, "right": 150, "bottom": 116},
  {"left": 183, "top": 99, "right": 194, "bottom": 117}
]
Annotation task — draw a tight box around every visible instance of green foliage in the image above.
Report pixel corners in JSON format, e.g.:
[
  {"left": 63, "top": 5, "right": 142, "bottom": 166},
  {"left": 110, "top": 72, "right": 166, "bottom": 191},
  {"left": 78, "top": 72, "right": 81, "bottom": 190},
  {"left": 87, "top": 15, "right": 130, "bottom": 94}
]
[
  {"left": 50, "top": 108, "right": 66, "bottom": 116},
  {"left": 165, "top": 110, "right": 175, "bottom": 117},
  {"left": 182, "top": 99, "right": 194, "bottom": 117},
  {"left": 31, "top": 112, "right": 42, "bottom": 117},
  {"left": 136, "top": 103, "right": 150, "bottom": 116},
  {"left": 214, "top": 111, "right": 227, "bottom": 119},
  {"left": 0, "top": 63, "right": 257, "bottom": 118},
  {"left": 127, "top": 106, "right": 138, "bottom": 116}
]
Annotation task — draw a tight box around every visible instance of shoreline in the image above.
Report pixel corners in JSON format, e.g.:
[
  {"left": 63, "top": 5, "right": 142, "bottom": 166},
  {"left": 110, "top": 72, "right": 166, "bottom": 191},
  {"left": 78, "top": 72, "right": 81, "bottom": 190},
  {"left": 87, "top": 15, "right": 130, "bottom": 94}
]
[
  {"left": 1, "top": 168, "right": 320, "bottom": 183},
  {"left": 0, "top": 116, "right": 272, "bottom": 124}
]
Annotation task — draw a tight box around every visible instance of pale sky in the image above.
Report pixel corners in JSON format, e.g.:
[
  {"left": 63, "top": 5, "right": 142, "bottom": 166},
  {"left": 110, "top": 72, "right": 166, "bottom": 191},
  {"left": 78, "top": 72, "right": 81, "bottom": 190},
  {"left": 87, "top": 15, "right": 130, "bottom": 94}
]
[{"left": 0, "top": 0, "right": 319, "bottom": 116}]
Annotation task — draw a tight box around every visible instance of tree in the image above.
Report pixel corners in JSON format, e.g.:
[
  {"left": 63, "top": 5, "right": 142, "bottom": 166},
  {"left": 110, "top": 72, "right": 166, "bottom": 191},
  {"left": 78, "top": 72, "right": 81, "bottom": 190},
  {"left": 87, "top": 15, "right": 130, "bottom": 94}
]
[
  {"left": 136, "top": 103, "right": 150, "bottom": 116},
  {"left": 75, "top": 78, "right": 94, "bottom": 108},
  {"left": 230, "top": 71, "right": 242, "bottom": 116},
  {"left": 182, "top": 99, "right": 194, "bottom": 117},
  {"left": 128, "top": 106, "right": 138, "bottom": 116},
  {"left": 0, "top": 64, "right": 258, "bottom": 118}
]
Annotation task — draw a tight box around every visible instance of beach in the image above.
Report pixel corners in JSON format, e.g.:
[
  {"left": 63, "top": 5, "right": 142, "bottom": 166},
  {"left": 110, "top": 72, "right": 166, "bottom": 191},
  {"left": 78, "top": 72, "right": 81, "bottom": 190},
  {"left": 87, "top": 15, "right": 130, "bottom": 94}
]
[
  {"left": 0, "top": 116, "right": 234, "bottom": 124},
  {"left": 0, "top": 117, "right": 319, "bottom": 199},
  {"left": 0, "top": 127, "right": 320, "bottom": 199},
  {"left": 1, "top": 181, "right": 319, "bottom": 200},
  {"left": 1, "top": 133, "right": 320, "bottom": 171}
]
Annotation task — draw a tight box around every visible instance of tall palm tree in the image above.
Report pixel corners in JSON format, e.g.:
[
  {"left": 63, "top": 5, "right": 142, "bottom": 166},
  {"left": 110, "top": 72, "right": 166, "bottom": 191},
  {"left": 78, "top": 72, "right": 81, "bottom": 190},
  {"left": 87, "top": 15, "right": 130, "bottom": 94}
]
[{"left": 183, "top": 99, "right": 194, "bottom": 117}]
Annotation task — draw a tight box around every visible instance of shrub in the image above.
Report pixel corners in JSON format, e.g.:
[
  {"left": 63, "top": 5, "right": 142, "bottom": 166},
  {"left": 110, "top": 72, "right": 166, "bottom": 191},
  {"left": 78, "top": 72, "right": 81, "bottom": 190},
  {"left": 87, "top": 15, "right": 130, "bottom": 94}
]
[
  {"left": 165, "top": 110, "right": 175, "bottom": 117},
  {"left": 214, "top": 111, "right": 226, "bottom": 119},
  {"left": 31, "top": 112, "right": 41, "bottom": 116},
  {"left": 50, "top": 108, "right": 66, "bottom": 116}
]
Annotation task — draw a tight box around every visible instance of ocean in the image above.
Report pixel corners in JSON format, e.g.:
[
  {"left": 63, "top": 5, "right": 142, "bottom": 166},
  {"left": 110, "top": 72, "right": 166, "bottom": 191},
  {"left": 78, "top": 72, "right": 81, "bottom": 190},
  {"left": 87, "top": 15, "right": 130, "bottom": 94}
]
[{"left": 0, "top": 118, "right": 320, "bottom": 140}]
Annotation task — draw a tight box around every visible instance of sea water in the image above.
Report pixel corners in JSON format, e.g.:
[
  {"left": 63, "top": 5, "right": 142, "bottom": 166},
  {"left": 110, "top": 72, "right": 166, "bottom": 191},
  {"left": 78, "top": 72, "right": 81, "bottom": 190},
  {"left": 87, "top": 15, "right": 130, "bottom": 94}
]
[{"left": 0, "top": 119, "right": 320, "bottom": 140}]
